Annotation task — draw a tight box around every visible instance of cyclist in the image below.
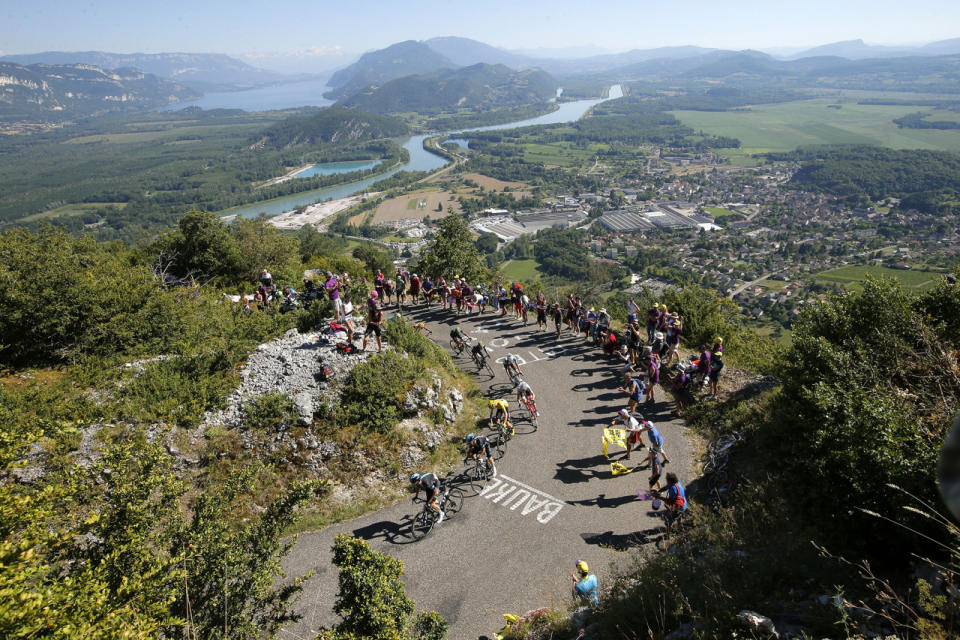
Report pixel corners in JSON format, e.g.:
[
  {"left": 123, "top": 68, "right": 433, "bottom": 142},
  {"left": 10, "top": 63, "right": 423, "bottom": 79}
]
[
  {"left": 488, "top": 398, "right": 513, "bottom": 435},
  {"left": 450, "top": 326, "right": 466, "bottom": 351},
  {"left": 571, "top": 561, "right": 599, "bottom": 606},
  {"left": 515, "top": 379, "right": 538, "bottom": 416},
  {"left": 471, "top": 339, "right": 492, "bottom": 368},
  {"left": 465, "top": 433, "right": 497, "bottom": 477},
  {"left": 609, "top": 408, "right": 643, "bottom": 460},
  {"left": 502, "top": 352, "right": 523, "bottom": 383},
  {"left": 410, "top": 472, "right": 444, "bottom": 523}
]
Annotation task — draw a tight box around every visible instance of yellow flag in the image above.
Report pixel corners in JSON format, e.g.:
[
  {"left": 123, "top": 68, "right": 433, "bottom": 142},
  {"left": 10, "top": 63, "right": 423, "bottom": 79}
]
[
  {"left": 610, "top": 461, "right": 633, "bottom": 476},
  {"left": 602, "top": 428, "right": 627, "bottom": 457}
]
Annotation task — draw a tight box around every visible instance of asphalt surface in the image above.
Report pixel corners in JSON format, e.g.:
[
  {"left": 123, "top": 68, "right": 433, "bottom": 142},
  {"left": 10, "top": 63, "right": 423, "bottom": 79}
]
[{"left": 281, "top": 303, "right": 694, "bottom": 640}]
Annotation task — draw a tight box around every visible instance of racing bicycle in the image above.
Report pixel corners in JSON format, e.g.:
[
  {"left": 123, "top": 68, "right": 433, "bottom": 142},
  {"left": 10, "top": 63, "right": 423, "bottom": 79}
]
[{"left": 409, "top": 479, "right": 465, "bottom": 540}]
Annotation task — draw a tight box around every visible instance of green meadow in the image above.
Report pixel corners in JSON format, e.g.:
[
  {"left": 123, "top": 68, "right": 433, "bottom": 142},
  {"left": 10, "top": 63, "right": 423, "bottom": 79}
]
[
  {"left": 812, "top": 264, "right": 944, "bottom": 292},
  {"left": 671, "top": 99, "right": 960, "bottom": 154}
]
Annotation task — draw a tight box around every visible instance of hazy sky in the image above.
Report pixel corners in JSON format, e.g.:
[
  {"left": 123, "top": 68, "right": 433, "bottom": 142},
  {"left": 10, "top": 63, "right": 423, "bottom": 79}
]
[{"left": 3, "top": 0, "right": 959, "bottom": 60}]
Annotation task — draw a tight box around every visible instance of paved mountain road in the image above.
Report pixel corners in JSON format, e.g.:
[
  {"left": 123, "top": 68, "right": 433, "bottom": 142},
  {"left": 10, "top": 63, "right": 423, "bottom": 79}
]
[{"left": 281, "top": 305, "right": 694, "bottom": 640}]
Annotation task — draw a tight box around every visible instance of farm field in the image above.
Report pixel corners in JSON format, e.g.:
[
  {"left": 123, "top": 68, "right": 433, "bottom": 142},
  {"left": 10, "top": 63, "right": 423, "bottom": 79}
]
[
  {"left": 459, "top": 173, "right": 531, "bottom": 195},
  {"left": 521, "top": 141, "right": 606, "bottom": 168},
  {"left": 670, "top": 99, "right": 960, "bottom": 153},
  {"left": 500, "top": 259, "right": 541, "bottom": 282},
  {"left": 371, "top": 189, "right": 459, "bottom": 223},
  {"left": 812, "top": 264, "right": 944, "bottom": 292}
]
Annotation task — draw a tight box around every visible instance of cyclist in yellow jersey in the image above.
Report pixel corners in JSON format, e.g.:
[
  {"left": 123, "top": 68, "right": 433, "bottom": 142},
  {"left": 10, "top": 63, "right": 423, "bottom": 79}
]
[{"left": 488, "top": 398, "right": 513, "bottom": 434}]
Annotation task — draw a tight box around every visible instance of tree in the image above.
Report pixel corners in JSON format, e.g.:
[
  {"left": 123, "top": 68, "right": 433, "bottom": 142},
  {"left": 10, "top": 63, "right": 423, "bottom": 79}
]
[
  {"left": 320, "top": 535, "right": 446, "bottom": 640},
  {"left": 416, "top": 215, "right": 486, "bottom": 282},
  {"left": 475, "top": 232, "right": 499, "bottom": 254},
  {"left": 352, "top": 244, "right": 395, "bottom": 277},
  {"left": 165, "top": 209, "right": 243, "bottom": 283}
]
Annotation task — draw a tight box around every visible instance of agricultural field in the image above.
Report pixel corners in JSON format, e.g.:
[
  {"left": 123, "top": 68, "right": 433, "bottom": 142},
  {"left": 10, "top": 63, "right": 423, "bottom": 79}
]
[
  {"left": 520, "top": 141, "right": 607, "bottom": 168},
  {"left": 670, "top": 99, "right": 960, "bottom": 154},
  {"left": 459, "top": 172, "right": 531, "bottom": 195},
  {"left": 812, "top": 264, "right": 944, "bottom": 292},
  {"left": 371, "top": 189, "right": 459, "bottom": 223},
  {"left": 499, "top": 259, "right": 541, "bottom": 282}
]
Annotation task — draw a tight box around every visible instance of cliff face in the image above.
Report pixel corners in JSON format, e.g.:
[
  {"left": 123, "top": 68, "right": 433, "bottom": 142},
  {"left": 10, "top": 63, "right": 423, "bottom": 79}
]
[{"left": 0, "top": 62, "right": 199, "bottom": 121}]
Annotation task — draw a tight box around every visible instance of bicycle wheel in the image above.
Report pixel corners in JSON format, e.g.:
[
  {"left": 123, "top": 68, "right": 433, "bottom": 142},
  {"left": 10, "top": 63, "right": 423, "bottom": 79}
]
[
  {"left": 484, "top": 357, "right": 495, "bottom": 376},
  {"left": 410, "top": 510, "right": 434, "bottom": 540},
  {"left": 444, "top": 488, "right": 465, "bottom": 516},
  {"left": 449, "top": 338, "right": 459, "bottom": 353},
  {"left": 527, "top": 401, "right": 539, "bottom": 428}
]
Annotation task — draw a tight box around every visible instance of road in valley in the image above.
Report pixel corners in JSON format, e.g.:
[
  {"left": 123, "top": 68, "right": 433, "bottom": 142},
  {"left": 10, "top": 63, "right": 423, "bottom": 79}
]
[{"left": 281, "top": 303, "right": 693, "bottom": 640}]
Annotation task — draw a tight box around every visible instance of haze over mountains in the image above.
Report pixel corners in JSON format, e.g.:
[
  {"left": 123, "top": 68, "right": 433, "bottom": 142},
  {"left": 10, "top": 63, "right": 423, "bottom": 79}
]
[{"left": 3, "top": 34, "right": 960, "bottom": 124}]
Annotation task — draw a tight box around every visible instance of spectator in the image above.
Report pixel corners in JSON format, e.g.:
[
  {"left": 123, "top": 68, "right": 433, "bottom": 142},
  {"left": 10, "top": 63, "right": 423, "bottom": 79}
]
[
  {"left": 571, "top": 561, "right": 599, "bottom": 606},
  {"left": 326, "top": 271, "right": 342, "bottom": 320}
]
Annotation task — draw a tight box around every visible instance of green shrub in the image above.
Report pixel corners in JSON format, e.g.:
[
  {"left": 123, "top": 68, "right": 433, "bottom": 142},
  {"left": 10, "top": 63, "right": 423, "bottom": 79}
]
[
  {"left": 340, "top": 351, "right": 417, "bottom": 433},
  {"left": 320, "top": 535, "right": 447, "bottom": 640},
  {"left": 242, "top": 392, "right": 302, "bottom": 431},
  {"left": 296, "top": 297, "right": 332, "bottom": 333},
  {"left": 384, "top": 317, "right": 455, "bottom": 372},
  {"left": 116, "top": 353, "right": 237, "bottom": 427},
  {"left": 761, "top": 277, "right": 958, "bottom": 554}
]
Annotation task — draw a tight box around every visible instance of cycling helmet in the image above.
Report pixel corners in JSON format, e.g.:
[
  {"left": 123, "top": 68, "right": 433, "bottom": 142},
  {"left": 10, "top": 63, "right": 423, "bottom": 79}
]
[
  {"left": 576, "top": 560, "right": 589, "bottom": 574},
  {"left": 465, "top": 433, "right": 475, "bottom": 443},
  {"left": 409, "top": 473, "right": 421, "bottom": 483},
  {"left": 487, "top": 400, "right": 497, "bottom": 407}
]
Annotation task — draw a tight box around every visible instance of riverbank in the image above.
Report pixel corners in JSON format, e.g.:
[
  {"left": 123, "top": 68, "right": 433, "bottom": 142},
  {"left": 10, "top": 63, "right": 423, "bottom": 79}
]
[
  {"left": 258, "top": 164, "right": 314, "bottom": 188},
  {"left": 267, "top": 194, "right": 376, "bottom": 230}
]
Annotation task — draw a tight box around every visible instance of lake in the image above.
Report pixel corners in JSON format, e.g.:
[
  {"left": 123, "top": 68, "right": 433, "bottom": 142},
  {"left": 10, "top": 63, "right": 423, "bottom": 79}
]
[
  {"left": 160, "top": 77, "right": 334, "bottom": 112},
  {"left": 222, "top": 84, "right": 624, "bottom": 219},
  {"left": 294, "top": 160, "right": 380, "bottom": 178}
]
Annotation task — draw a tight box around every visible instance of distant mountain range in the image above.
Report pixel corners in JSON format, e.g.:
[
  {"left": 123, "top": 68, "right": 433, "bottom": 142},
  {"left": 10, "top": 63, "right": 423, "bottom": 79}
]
[
  {"left": 0, "top": 51, "right": 286, "bottom": 91},
  {"left": 0, "top": 62, "right": 198, "bottom": 121},
  {"left": 325, "top": 41, "right": 456, "bottom": 100},
  {"left": 335, "top": 63, "right": 557, "bottom": 114},
  {"left": 787, "top": 37, "right": 960, "bottom": 60}
]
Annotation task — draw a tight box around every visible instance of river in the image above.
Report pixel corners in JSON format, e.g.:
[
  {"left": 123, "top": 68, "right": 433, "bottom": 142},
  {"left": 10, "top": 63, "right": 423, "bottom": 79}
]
[{"left": 224, "top": 84, "right": 623, "bottom": 219}]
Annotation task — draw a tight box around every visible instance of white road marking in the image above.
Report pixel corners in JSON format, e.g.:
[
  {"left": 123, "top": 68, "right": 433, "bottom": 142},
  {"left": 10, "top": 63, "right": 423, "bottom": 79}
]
[{"left": 478, "top": 474, "right": 564, "bottom": 524}]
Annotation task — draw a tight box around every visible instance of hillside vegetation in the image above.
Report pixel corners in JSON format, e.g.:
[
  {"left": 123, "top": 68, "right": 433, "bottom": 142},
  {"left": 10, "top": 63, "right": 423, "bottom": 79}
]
[
  {"left": 336, "top": 63, "right": 557, "bottom": 115},
  {"left": 0, "top": 217, "right": 479, "bottom": 638},
  {"left": 259, "top": 107, "right": 409, "bottom": 148},
  {"left": 771, "top": 145, "right": 960, "bottom": 213}
]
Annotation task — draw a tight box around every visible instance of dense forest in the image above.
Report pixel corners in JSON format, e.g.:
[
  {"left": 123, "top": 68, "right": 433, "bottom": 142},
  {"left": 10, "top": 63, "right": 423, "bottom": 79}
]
[{"left": 770, "top": 145, "right": 960, "bottom": 213}]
